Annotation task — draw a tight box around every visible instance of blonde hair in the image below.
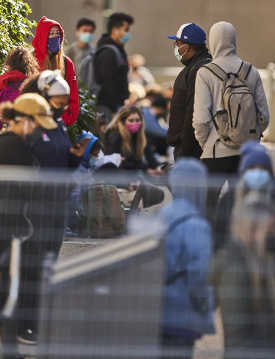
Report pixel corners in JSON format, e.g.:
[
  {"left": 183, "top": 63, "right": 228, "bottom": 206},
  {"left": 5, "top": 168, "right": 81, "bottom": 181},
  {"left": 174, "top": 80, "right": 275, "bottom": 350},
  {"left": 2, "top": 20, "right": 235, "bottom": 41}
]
[
  {"left": 43, "top": 48, "right": 65, "bottom": 77},
  {"left": 108, "top": 106, "right": 147, "bottom": 160}
]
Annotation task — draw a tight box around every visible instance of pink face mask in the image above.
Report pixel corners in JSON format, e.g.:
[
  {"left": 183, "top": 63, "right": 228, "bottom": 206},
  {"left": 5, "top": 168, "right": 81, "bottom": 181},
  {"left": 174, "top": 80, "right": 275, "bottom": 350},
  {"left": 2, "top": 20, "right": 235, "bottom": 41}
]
[{"left": 126, "top": 122, "right": 142, "bottom": 134}]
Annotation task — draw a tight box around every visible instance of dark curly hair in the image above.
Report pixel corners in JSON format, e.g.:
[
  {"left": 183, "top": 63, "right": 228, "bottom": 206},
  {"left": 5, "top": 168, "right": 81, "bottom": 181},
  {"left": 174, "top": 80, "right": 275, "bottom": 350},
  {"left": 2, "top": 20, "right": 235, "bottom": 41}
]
[{"left": 4, "top": 47, "right": 39, "bottom": 77}]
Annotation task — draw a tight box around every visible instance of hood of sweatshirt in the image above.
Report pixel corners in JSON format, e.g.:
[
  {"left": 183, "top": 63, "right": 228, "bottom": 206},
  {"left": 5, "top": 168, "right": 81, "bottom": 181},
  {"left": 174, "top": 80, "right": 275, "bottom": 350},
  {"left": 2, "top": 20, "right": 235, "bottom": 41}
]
[
  {"left": 169, "top": 159, "right": 208, "bottom": 214},
  {"left": 0, "top": 70, "right": 26, "bottom": 90},
  {"left": 32, "top": 16, "right": 64, "bottom": 70},
  {"left": 209, "top": 21, "right": 237, "bottom": 60}
]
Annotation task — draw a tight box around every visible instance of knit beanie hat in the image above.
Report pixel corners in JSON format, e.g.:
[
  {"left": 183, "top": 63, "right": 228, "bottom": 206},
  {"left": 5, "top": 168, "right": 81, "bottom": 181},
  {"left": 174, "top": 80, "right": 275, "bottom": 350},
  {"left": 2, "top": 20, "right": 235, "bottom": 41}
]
[
  {"left": 240, "top": 140, "right": 267, "bottom": 157},
  {"left": 38, "top": 70, "right": 70, "bottom": 96},
  {"left": 239, "top": 149, "right": 273, "bottom": 174}
]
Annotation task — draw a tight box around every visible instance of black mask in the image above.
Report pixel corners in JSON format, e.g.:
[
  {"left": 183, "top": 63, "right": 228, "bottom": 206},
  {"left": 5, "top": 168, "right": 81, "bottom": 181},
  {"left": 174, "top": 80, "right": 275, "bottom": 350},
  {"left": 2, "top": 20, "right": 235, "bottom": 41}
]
[
  {"left": 25, "top": 127, "right": 43, "bottom": 147},
  {"left": 52, "top": 107, "right": 65, "bottom": 120}
]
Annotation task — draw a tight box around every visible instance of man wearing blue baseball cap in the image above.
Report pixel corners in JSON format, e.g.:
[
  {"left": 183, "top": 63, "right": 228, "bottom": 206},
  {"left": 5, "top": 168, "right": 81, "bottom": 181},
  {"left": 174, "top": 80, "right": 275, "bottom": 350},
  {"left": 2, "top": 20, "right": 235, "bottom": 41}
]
[{"left": 167, "top": 23, "right": 211, "bottom": 160}]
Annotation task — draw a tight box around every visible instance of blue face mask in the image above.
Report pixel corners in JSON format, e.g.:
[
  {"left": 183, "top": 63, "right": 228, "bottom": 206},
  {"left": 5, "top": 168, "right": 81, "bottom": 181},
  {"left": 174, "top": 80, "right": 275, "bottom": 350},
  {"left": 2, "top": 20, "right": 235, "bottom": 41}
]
[
  {"left": 174, "top": 46, "right": 182, "bottom": 62},
  {"left": 80, "top": 32, "right": 94, "bottom": 44},
  {"left": 121, "top": 32, "right": 131, "bottom": 44},
  {"left": 243, "top": 168, "right": 272, "bottom": 190},
  {"left": 47, "top": 36, "right": 61, "bottom": 54},
  {"left": 89, "top": 157, "right": 97, "bottom": 169}
]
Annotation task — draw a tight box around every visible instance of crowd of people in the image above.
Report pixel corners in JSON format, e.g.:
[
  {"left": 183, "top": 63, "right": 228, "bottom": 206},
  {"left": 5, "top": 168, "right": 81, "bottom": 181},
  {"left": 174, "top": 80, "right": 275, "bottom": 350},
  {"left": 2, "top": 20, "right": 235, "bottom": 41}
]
[{"left": 0, "top": 9, "right": 274, "bottom": 359}]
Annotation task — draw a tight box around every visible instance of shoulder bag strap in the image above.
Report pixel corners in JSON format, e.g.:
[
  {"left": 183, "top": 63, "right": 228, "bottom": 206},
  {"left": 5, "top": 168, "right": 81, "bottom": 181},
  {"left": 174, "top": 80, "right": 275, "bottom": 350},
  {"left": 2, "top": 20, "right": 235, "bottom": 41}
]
[
  {"left": 238, "top": 61, "right": 252, "bottom": 81},
  {"left": 202, "top": 62, "right": 228, "bottom": 82},
  {"left": 97, "top": 44, "right": 125, "bottom": 66}
]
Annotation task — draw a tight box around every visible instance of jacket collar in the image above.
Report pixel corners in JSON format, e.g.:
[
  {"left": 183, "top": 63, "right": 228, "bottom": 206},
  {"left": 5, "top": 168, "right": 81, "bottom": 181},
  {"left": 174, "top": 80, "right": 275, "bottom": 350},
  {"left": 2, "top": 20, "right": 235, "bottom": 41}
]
[{"left": 183, "top": 48, "right": 211, "bottom": 68}]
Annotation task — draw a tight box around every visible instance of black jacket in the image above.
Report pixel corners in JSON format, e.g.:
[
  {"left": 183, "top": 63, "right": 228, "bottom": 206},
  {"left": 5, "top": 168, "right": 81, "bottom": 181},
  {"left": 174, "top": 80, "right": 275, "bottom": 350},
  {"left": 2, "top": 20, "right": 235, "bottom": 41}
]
[
  {"left": 31, "top": 119, "right": 80, "bottom": 169},
  {"left": 168, "top": 49, "right": 212, "bottom": 159},
  {"left": 0, "top": 132, "right": 35, "bottom": 166},
  {"left": 94, "top": 35, "right": 129, "bottom": 113},
  {"left": 104, "top": 129, "right": 158, "bottom": 170},
  {"left": 0, "top": 132, "right": 34, "bottom": 255}
]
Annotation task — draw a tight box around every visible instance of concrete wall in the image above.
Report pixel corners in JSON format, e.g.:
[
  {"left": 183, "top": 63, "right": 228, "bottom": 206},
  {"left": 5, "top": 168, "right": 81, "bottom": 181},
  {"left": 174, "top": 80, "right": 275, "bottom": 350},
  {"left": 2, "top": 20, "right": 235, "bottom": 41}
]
[
  {"left": 26, "top": 0, "right": 106, "bottom": 46},
  {"left": 27, "top": 0, "right": 275, "bottom": 68}
]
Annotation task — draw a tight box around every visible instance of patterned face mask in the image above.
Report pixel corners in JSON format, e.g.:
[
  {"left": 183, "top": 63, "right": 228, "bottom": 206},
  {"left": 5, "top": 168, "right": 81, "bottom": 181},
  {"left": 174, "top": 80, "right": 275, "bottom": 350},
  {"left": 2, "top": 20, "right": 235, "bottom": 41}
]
[{"left": 47, "top": 36, "right": 61, "bottom": 54}]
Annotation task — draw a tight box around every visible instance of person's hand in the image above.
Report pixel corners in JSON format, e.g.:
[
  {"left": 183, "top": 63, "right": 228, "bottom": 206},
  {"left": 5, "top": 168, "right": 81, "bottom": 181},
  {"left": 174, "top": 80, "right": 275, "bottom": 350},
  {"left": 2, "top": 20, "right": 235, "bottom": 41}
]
[
  {"left": 70, "top": 143, "right": 86, "bottom": 157},
  {"left": 147, "top": 168, "right": 164, "bottom": 176}
]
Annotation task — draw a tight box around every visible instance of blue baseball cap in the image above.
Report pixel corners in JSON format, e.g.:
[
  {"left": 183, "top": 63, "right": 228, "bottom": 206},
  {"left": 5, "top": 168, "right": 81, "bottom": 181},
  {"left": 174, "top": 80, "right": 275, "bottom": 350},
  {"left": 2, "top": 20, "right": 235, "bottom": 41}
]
[{"left": 168, "top": 23, "right": 206, "bottom": 44}]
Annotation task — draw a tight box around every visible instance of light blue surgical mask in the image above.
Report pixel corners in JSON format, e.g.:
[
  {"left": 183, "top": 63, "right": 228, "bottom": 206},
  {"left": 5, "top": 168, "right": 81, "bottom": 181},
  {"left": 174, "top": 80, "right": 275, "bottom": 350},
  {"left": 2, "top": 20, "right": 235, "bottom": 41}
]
[
  {"left": 89, "top": 157, "right": 97, "bottom": 169},
  {"left": 243, "top": 168, "right": 272, "bottom": 190},
  {"left": 121, "top": 32, "right": 131, "bottom": 44},
  {"left": 174, "top": 45, "right": 183, "bottom": 62},
  {"left": 80, "top": 32, "right": 94, "bottom": 44}
]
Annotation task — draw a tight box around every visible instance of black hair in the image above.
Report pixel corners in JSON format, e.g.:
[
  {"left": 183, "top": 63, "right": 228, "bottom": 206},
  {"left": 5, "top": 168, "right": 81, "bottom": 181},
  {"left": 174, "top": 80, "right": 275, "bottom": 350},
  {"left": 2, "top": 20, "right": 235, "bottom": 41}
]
[
  {"left": 0, "top": 104, "right": 34, "bottom": 122},
  {"left": 76, "top": 18, "right": 96, "bottom": 30},
  {"left": 90, "top": 140, "right": 101, "bottom": 155},
  {"left": 20, "top": 75, "right": 41, "bottom": 95},
  {"left": 146, "top": 90, "right": 162, "bottom": 104},
  {"left": 107, "top": 13, "right": 134, "bottom": 34},
  {"left": 152, "top": 95, "right": 168, "bottom": 110},
  {"left": 187, "top": 43, "right": 207, "bottom": 52}
]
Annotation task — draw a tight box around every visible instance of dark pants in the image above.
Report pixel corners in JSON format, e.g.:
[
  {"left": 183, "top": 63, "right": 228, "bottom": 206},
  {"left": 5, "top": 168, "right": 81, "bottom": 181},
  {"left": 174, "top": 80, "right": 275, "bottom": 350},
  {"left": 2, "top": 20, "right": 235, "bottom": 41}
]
[
  {"left": 17, "top": 182, "right": 68, "bottom": 334},
  {"left": 202, "top": 155, "right": 240, "bottom": 225},
  {"left": 202, "top": 155, "right": 240, "bottom": 175},
  {"left": 17, "top": 231, "right": 63, "bottom": 333},
  {"left": 161, "top": 334, "right": 195, "bottom": 359},
  {"left": 174, "top": 143, "right": 202, "bottom": 162}
]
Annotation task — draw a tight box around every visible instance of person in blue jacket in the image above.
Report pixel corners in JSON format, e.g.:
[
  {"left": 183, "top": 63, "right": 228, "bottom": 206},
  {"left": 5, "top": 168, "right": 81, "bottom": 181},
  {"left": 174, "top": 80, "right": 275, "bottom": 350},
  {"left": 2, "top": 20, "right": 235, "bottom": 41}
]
[{"left": 160, "top": 158, "right": 215, "bottom": 359}]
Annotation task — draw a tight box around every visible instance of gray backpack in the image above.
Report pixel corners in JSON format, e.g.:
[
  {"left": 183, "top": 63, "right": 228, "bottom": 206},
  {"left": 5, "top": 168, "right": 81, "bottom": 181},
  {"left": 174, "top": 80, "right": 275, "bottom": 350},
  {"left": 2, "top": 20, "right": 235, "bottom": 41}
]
[
  {"left": 79, "top": 45, "right": 124, "bottom": 95},
  {"left": 203, "top": 62, "right": 265, "bottom": 149}
]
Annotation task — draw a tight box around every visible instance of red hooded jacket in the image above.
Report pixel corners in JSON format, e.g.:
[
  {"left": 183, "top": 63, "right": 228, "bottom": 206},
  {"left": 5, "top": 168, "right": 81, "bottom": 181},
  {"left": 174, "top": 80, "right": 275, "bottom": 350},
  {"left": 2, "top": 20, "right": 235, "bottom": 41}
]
[{"left": 32, "top": 16, "right": 79, "bottom": 126}]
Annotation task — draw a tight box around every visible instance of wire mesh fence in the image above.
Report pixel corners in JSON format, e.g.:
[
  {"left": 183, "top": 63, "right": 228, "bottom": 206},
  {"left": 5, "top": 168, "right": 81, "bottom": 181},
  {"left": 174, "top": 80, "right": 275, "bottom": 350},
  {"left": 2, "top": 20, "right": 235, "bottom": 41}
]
[{"left": 0, "top": 167, "right": 274, "bottom": 359}]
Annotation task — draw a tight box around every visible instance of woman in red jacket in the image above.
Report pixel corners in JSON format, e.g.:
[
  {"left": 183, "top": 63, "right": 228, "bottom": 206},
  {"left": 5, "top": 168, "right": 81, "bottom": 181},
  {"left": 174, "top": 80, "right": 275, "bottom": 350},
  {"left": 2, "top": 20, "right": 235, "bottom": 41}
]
[{"left": 32, "top": 16, "right": 79, "bottom": 126}]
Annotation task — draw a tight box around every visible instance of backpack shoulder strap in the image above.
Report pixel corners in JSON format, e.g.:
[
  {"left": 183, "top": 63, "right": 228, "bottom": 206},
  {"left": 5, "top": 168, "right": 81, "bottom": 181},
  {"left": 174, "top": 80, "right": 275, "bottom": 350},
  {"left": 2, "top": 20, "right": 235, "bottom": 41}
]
[
  {"left": 96, "top": 44, "right": 125, "bottom": 66},
  {"left": 237, "top": 61, "right": 252, "bottom": 81},
  {"left": 202, "top": 62, "right": 228, "bottom": 82}
]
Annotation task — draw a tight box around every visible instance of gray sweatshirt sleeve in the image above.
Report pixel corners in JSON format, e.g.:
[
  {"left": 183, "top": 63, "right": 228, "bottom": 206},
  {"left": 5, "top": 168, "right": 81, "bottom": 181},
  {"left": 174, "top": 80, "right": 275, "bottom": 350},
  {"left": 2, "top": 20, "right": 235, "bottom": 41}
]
[
  {"left": 192, "top": 68, "right": 213, "bottom": 149},
  {"left": 253, "top": 70, "right": 270, "bottom": 132}
]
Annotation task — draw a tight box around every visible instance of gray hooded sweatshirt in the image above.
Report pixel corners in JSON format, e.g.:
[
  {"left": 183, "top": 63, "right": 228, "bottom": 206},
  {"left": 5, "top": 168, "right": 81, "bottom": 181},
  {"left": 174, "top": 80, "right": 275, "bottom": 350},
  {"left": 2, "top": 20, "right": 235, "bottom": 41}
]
[{"left": 193, "top": 22, "right": 269, "bottom": 159}]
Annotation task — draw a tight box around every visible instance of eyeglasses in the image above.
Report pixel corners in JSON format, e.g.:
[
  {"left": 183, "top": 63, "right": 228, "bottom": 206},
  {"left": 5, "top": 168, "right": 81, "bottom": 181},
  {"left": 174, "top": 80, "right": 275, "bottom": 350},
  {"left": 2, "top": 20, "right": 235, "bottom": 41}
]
[{"left": 49, "top": 29, "right": 61, "bottom": 38}]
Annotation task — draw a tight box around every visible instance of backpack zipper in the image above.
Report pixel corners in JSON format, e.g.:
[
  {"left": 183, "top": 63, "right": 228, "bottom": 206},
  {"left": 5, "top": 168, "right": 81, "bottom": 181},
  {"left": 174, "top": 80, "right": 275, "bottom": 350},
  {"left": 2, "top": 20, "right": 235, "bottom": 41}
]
[
  {"left": 228, "top": 96, "right": 233, "bottom": 128},
  {"left": 235, "top": 104, "right": 241, "bottom": 128}
]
